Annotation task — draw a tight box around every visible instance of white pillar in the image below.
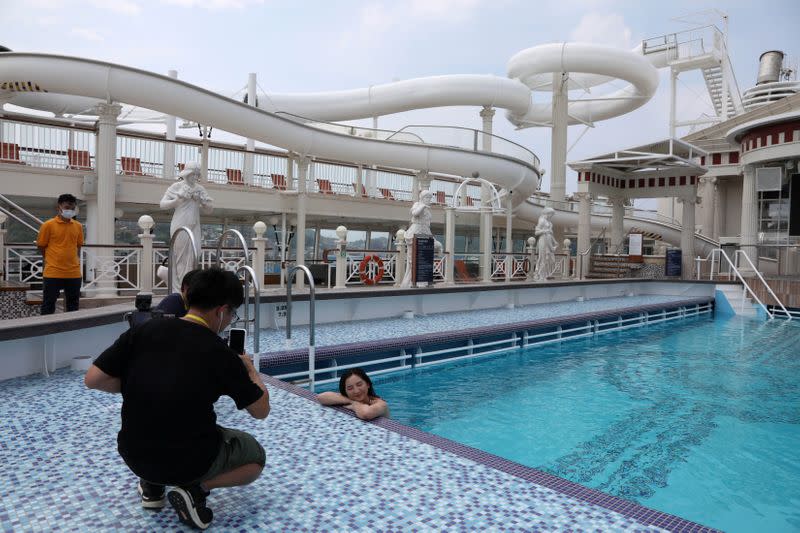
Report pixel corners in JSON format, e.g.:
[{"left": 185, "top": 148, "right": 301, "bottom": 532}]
[
  {"left": 334, "top": 227, "right": 347, "bottom": 289},
  {"left": 526, "top": 237, "right": 536, "bottom": 280},
  {"left": 94, "top": 102, "right": 121, "bottom": 297},
  {"left": 444, "top": 207, "right": 455, "bottom": 284},
  {"left": 550, "top": 72, "right": 568, "bottom": 203},
  {"left": 504, "top": 194, "right": 513, "bottom": 282},
  {"left": 200, "top": 135, "right": 210, "bottom": 182},
  {"left": 163, "top": 70, "right": 177, "bottom": 179},
  {"left": 562, "top": 238, "right": 572, "bottom": 279},
  {"left": 294, "top": 157, "right": 310, "bottom": 288},
  {"left": 286, "top": 152, "right": 296, "bottom": 190},
  {"left": 609, "top": 196, "right": 626, "bottom": 254},
  {"left": 698, "top": 176, "right": 716, "bottom": 237},
  {"left": 479, "top": 107, "right": 495, "bottom": 283},
  {"left": 252, "top": 221, "right": 267, "bottom": 291},
  {"left": 678, "top": 195, "right": 698, "bottom": 278},
  {"left": 394, "top": 230, "right": 407, "bottom": 288},
  {"left": 355, "top": 164, "right": 364, "bottom": 197},
  {"left": 243, "top": 73, "right": 257, "bottom": 185},
  {"left": 712, "top": 179, "right": 721, "bottom": 241},
  {"left": 576, "top": 192, "right": 591, "bottom": 278},
  {"left": 740, "top": 164, "right": 758, "bottom": 272},
  {"left": 669, "top": 69, "right": 677, "bottom": 139}
]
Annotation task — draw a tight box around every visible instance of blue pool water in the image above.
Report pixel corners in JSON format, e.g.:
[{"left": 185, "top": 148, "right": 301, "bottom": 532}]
[{"left": 367, "top": 315, "right": 800, "bottom": 532}]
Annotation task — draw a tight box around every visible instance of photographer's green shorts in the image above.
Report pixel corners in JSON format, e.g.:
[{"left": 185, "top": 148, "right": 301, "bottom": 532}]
[{"left": 194, "top": 426, "right": 266, "bottom": 483}]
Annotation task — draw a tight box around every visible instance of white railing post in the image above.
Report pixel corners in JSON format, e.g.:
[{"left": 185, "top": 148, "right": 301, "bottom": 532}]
[
  {"left": 252, "top": 221, "right": 267, "bottom": 292},
  {"left": 526, "top": 237, "right": 536, "bottom": 280},
  {"left": 0, "top": 212, "right": 6, "bottom": 279},
  {"left": 395, "top": 229, "right": 406, "bottom": 288},
  {"left": 444, "top": 207, "right": 455, "bottom": 284},
  {"left": 335, "top": 226, "right": 348, "bottom": 289},
  {"left": 137, "top": 215, "right": 155, "bottom": 293},
  {"left": 562, "top": 239, "right": 572, "bottom": 279}
]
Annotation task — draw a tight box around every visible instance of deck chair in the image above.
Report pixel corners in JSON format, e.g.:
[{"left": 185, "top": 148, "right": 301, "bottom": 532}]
[
  {"left": 454, "top": 259, "right": 478, "bottom": 282},
  {"left": 120, "top": 157, "right": 144, "bottom": 176},
  {"left": 67, "top": 149, "right": 92, "bottom": 170},
  {"left": 226, "top": 168, "right": 244, "bottom": 185},
  {"left": 435, "top": 191, "right": 446, "bottom": 205},
  {"left": 378, "top": 187, "right": 395, "bottom": 201},
  {"left": 0, "top": 142, "right": 23, "bottom": 164},
  {"left": 271, "top": 173, "right": 287, "bottom": 190},
  {"left": 352, "top": 183, "right": 368, "bottom": 197},
  {"left": 316, "top": 178, "right": 335, "bottom": 194}
]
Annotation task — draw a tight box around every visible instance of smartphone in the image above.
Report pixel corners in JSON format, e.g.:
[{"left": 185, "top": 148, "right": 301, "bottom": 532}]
[{"left": 228, "top": 328, "right": 247, "bottom": 355}]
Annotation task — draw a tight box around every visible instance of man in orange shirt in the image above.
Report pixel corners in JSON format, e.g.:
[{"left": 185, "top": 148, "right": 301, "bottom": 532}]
[{"left": 36, "top": 194, "right": 84, "bottom": 315}]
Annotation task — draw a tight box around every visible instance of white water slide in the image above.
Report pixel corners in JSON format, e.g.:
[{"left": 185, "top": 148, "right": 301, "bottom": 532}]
[{"left": 0, "top": 46, "right": 715, "bottom": 256}]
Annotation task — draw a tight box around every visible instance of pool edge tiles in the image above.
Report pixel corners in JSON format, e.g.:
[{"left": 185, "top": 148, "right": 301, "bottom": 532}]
[
  {"left": 259, "top": 296, "right": 714, "bottom": 370},
  {"left": 262, "top": 374, "right": 721, "bottom": 533}
]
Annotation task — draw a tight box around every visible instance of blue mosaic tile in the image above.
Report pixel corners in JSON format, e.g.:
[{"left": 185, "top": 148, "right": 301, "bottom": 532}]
[{"left": 0, "top": 369, "right": 715, "bottom": 532}]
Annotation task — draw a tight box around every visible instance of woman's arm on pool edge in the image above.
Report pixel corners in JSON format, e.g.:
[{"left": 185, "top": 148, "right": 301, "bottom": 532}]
[
  {"left": 318, "top": 391, "right": 351, "bottom": 406},
  {"left": 350, "top": 398, "right": 389, "bottom": 421}
]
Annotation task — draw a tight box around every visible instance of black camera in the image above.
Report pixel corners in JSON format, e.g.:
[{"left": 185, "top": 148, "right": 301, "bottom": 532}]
[{"left": 126, "top": 292, "right": 168, "bottom": 328}]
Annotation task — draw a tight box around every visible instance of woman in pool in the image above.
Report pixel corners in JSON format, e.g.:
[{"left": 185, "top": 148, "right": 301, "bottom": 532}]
[{"left": 318, "top": 368, "right": 389, "bottom": 420}]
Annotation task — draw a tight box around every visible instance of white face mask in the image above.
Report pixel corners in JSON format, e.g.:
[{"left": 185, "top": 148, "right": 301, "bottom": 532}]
[{"left": 61, "top": 209, "right": 76, "bottom": 219}]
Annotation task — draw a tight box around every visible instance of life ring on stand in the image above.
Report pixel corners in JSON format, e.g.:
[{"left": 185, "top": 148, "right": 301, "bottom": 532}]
[{"left": 359, "top": 255, "right": 384, "bottom": 285}]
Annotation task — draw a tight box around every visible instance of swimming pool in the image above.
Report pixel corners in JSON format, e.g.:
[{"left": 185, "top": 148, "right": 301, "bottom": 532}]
[{"left": 364, "top": 315, "right": 800, "bottom": 533}]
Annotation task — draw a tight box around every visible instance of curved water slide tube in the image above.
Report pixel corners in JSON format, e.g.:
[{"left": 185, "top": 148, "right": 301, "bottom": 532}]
[{"left": 0, "top": 53, "right": 540, "bottom": 210}]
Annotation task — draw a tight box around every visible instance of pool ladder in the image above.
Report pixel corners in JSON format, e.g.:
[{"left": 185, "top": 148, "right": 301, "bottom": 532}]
[{"left": 286, "top": 265, "right": 317, "bottom": 392}]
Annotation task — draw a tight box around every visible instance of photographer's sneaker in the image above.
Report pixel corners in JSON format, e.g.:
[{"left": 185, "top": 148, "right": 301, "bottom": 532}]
[
  {"left": 168, "top": 485, "right": 213, "bottom": 530},
  {"left": 138, "top": 480, "right": 166, "bottom": 509}
]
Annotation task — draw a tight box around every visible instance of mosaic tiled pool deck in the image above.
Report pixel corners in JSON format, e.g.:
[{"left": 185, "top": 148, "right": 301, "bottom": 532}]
[{"left": 0, "top": 367, "right": 717, "bottom": 532}]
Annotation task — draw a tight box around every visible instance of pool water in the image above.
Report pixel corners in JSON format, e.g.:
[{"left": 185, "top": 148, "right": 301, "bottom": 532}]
[{"left": 368, "top": 315, "right": 800, "bottom": 532}]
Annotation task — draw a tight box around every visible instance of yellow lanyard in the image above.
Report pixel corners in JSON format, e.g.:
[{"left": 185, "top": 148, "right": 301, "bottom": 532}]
[{"left": 183, "top": 313, "right": 209, "bottom": 328}]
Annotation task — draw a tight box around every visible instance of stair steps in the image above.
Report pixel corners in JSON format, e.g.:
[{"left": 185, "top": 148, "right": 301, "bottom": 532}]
[{"left": 716, "top": 284, "right": 759, "bottom": 317}]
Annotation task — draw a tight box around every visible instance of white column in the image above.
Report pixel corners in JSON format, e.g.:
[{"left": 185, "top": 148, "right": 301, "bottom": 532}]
[
  {"left": 444, "top": 207, "right": 455, "bottom": 284},
  {"left": 286, "top": 152, "right": 296, "bottom": 190},
  {"left": 93, "top": 102, "right": 121, "bottom": 297},
  {"left": 609, "top": 196, "right": 625, "bottom": 254},
  {"left": 526, "top": 237, "right": 536, "bottom": 280},
  {"left": 252, "top": 221, "right": 267, "bottom": 292},
  {"left": 394, "top": 230, "right": 406, "bottom": 288},
  {"left": 243, "top": 73, "right": 257, "bottom": 185},
  {"left": 699, "top": 176, "right": 716, "bottom": 237},
  {"left": 669, "top": 69, "right": 677, "bottom": 139},
  {"left": 355, "top": 164, "right": 364, "bottom": 197},
  {"left": 740, "top": 164, "right": 758, "bottom": 271},
  {"left": 163, "top": 70, "right": 177, "bottom": 178},
  {"left": 479, "top": 107, "right": 495, "bottom": 283},
  {"left": 504, "top": 194, "right": 513, "bottom": 282},
  {"left": 550, "top": 72, "right": 568, "bottom": 203},
  {"left": 712, "top": 179, "right": 721, "bottom": 241},
  {"left": 334, "top": 226, "right": 347, "bottom": 289},
  {"left": 678, "top": 195, "right": 698, "bottom": 278},
  {"left": 294, "top": 157, "right": 309, "bottom": 288},
  {"left": 200, "top": 135, "right": 210, "bottom": 182},
  {"left": 576, "top": 192, "right": 591, "bottom": 278},
  {"left": 138, "top": 231, "right": 153, "bottom": 293}
]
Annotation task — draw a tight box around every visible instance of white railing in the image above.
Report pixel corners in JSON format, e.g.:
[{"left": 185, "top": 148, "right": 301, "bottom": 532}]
[
  {"left": 696, "top": 248, "right": 791, "bottom": 320},
  {"left": 1, "top": 116, "right": 96, "bottom": 170},
  {"left": 343, "top": 250, "right": 398, "bottom": 284},
  {"left": 81, "top": 246, "right": 142, "bottom": 294},
  {"left": 490, "top": 253, "right": 529, "bottom": 280}
]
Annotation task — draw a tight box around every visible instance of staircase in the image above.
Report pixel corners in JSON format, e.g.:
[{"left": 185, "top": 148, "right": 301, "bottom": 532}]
[
  {"left": 587, "top": 255, "right": 636, "bottom": 279},
  {"left": 715, "top": 283, "right": 759, "bottom": 318},
  {"left": 702, "top": 65, "right": 738, "bottom": 117}
]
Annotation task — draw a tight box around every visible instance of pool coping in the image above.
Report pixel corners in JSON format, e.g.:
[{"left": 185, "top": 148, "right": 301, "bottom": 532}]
[
  {"left": 0, "top": 280, "right": 726, "bottom": 341},
  {"left": 262, "top": 373, "right": 720, "bottom": 533},
  {"left": 259, "top": 296, "right": 715, "bottom": 368}
]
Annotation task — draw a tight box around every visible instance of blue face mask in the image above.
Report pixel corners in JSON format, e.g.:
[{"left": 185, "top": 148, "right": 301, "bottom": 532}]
[{"left": 61, "top": 209, "right": 76, "bottom": 219}]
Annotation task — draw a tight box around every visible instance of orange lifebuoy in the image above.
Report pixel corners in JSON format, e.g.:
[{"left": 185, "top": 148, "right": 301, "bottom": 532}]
[{"left": 359, "top": 255, "right": 385, "bottom": 285}]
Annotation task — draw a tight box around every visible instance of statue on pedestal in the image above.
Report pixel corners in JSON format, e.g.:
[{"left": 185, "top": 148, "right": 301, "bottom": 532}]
[
  {"left": 400, "top": 190, "right": 440, "bottom": 287},
  {"left": 534, "top": 207, "right": 557, "bottom": 281},
  {"left": 160, "top": 162, "right": 213, "bottom": 291}
]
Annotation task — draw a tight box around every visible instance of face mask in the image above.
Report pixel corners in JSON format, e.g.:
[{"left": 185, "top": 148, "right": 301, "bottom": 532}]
[{"left": 61, "top": 209, "right": 76, "bottom": 219}]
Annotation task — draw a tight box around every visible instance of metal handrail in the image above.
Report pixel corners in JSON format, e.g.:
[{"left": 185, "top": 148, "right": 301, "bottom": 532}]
[
  {"left": 167, "top": 226, "right": 199, "bottom": 294},
  {"left": 215, "top": 228, "right": 250, "bottom": 269},
  {"left": 235, "top": 265, "right": 261, "bottom": 365},
  {"left": 733, "top": 250, "right": 792, "bottom": 320},
  {"left": 698, "top": 248, "right": 788, "bottom": 320},
  {"left": 576, "top": 227, "right": 607, "bottom": 279},
  {"left": 0, "top": 192, "right": 44, "bottom": 232},
  {"left": 286, "top": 265, "right": 317, "bottom": 391}
]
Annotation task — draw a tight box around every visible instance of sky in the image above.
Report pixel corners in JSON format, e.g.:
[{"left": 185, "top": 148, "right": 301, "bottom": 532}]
[{"left": 3, "top": 0, "right": 799, "bottom": 197}]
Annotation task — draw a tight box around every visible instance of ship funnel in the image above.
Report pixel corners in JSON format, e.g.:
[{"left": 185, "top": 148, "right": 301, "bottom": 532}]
[{"left": 757, "top": 50, "right": 784, "bottom": 85}]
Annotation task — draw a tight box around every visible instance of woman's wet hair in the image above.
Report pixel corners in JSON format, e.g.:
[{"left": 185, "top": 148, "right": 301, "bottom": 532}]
[{"left": 339, "top": 367, "right": 378, "bottom": 399}]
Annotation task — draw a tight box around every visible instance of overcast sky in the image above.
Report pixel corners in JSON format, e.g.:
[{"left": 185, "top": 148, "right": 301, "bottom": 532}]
[{"left": 3, "top": 0, "right": 799, "bottom": 195}]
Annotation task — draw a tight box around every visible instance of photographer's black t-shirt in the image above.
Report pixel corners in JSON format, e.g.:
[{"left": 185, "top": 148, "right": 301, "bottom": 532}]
[{"left": 94, "top": 318, "right": 263, "bottom": 484}]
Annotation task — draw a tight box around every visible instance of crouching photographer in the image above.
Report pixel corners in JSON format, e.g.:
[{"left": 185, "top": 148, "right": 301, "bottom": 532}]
[{"left": 85, "top": 267, "right": 270, "bottom": 530}]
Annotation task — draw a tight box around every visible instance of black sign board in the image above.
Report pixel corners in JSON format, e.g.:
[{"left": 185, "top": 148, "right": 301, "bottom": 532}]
[
  {"left": 790, "top": 174, "right": 800, "bottom": 236},
  {"left": 413, "top": 236, "right": 435, "bottom": 284},
  {"left": 665, "top": 249, "right": 682, "bottom": 277}
]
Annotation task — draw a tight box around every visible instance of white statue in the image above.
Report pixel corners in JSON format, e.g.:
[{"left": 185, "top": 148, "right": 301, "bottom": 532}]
[
  {"left": 160, "top": 162, "right": 213, "bottom": 291},
  {"left": 534, "top": 207, "right": 557, "bottom": 281},
  {"left": 400, "top": 190, "right": 441, "bottom": 287}
]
